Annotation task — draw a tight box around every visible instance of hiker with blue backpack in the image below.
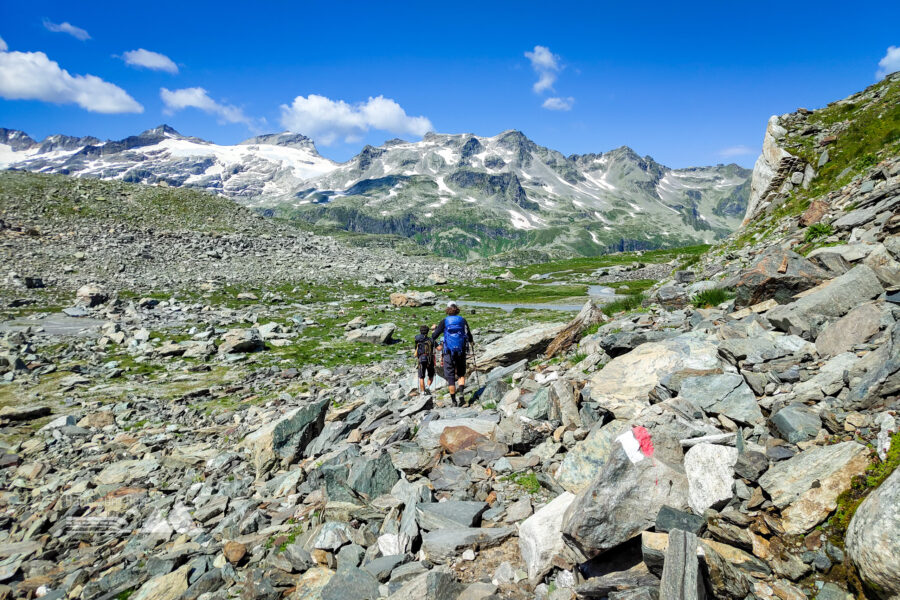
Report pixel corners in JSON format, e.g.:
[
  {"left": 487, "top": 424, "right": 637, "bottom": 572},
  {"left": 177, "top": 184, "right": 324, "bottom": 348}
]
[{"left": 431, "top": 301, "right": 474, "bottom": 405}]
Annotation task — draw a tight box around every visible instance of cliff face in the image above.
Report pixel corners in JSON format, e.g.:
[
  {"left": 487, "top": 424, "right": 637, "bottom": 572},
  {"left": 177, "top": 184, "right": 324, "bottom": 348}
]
[{"left": 743, "top": 116, "right": 810, "bottom": 225}]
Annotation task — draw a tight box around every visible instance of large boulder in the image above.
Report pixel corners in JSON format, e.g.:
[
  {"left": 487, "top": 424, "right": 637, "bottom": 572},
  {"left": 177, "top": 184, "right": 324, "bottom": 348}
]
[
  {"left": 561, "top": 442, "right": 688, "bottom": 558},
  {"left": 241, "top": 399, "right": 329, "bottom": 476},
  {"left": 477, "top": 322, "right": 567, "bottom": 369},
  {"left": 76, "top": 283, "right": 108, "bottom": 307},
  {"left": 389, "top": 291, "right": 436, "bottom": 307},
  {"left": 730, "top": 248, "right": 828, "bottom": 307},
  {"left": 815, "top": 302, "right": 883, "bottom": 357},
  {"left": 759, "top": 441, "right": 870, "bottom": 534},
  {"left": 846, "top": 468, "right": 900, "bottom": 599},
  {"left": 218, "top": 328, "right": 265, "bottom": 354},
  {"left": 588, "top": 334, "right": 721, "bottom": 420},
  {"left": 684, "top": 443, "right": 738, "bottom": 515},
  {"left": 518, "top": 492, "right": 576, "bottom": 580},
  {"left": 346, "top": 323, "right": 397, "bottom": 344},
  {"left": 766, "top": 265, "right": 884, "bottom": 336}
]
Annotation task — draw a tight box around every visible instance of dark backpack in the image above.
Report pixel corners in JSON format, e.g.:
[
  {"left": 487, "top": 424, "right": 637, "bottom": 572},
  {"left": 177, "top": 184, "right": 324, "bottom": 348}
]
[
  {"left": 443, "top": 316, "right": 466, "bottom": 354},
  {"left": 415, "top": 335, "right": 434, "bottom": 363}
]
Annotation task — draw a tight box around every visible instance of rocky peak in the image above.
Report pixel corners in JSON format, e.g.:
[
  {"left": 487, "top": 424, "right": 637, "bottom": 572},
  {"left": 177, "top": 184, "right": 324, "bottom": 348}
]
[
  {"left": 0, "top": 128, "right": 37, "bottom": 151},
  {"left": 240, "top": 132, "right": 319, "bottom": 153}
]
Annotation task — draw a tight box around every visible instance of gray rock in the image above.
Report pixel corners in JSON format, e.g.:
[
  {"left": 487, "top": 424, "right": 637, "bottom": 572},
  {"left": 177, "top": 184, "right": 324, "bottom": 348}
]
[
  {"left": 815, "top": 302, "right": 882, "bottom": 357},
  {"left": 766, "top": 265, "right": 884, "bottom": 335},
  {"left": 588, "top": 334, "right": 722, "bottom": 420},
  {"left": 321, "top": 565, "right": 380, "bottom": 600},
  {"left": 240, "top": 398, "right": 329, "bottom": 475},
  {"left": 846, "top": 467, "right": 900, "bottom": 598},
  {"left": 363, "top": 555, "right": 407, "bottom": 582},
  {"left": 218, "top": 328, "right": 265, "bottom": 354},
  {"left": 655, "top": 506, "right": 705, "bottom": 535},
  {"left": 421, "top": 527, "right": 515, "bottom": 563},
  {"left": 387, "top": 570, "right": 465, "bottom": 600},
  {"left": 561, "top": 444, "right": 688, "bottom": 558},
  {"left": 846, "top": 321, "right": 900, "bottom": 410},
  {"left": 556, "top": 420, "right": 628, "bottom": 493},
  {"left": 733, "top": 450, "right": 768, "bottom": 482},
  {"left": 678, "top": 374, "right": 764, "bottom": 426},
  {"left": 477, "top": 322, "right": 567, "bottom": 369},
  {"left": 659, "top": 529, "right": 705, "bottom": 600},
  {"left": 574, "top": 569, "right": 660, "bottom": 598},
  {"left": 730, "top": 247, "right": 828, "bottom": 307},
  {"left": 771, "top": 403, "right": 821, "bottom": 444},
  {"left": 416, "top": 501, "right": 488, "bottom": 531},
  {"left": 0, "top": 405, "right": 51, "bottom": 421},
  {"left": 759, "top": 441, "right": 869, "bottom": 534},
  {"left": 346, "top": 322, "right": 397, "bottom": 344},
  {"left": 864, "top": 243, "right": 900, "bottom": 288}
]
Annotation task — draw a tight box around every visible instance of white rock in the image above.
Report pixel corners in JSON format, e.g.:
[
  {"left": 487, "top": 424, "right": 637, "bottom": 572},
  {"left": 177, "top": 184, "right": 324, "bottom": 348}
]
[
  {"left": 518, "top": 491, "right": 575, "bottom": 579},
  {"left": 684, "top": 443, "right": 738, "bottom": 514}
]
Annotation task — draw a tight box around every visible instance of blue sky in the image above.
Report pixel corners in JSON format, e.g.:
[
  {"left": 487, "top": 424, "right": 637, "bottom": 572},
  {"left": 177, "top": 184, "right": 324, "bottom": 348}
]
[{"left": 1, "top": 1, "right": 898, "bottom": 168}]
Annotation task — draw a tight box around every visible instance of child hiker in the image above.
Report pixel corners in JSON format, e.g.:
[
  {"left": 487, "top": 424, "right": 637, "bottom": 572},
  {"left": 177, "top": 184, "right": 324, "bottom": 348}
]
[{"left": 413, "top": 325, "right": 435, "bottom": 395}]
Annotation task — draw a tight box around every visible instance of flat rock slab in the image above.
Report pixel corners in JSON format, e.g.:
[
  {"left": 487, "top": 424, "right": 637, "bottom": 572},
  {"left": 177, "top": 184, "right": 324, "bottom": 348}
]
[
  {"left": 766, "top": 265, "right": 884, "bottom": 335},
  {"left": 0, "top": 405, "right": 51, "bottom": 421},
  {"left": 759, "top": 441, "right": 869, "bottom": 534},
  {"left": 421, "top": 527, "right": 515, "bottom": 563},
  {"left": 416, "top": 501, "right": 488, "bottom": 531},
  {"left": 815, "top": 302, "right": 882, "bottom": 357},
  {"left": 95, "top": 458, "right": 160, "bottom": 486}
]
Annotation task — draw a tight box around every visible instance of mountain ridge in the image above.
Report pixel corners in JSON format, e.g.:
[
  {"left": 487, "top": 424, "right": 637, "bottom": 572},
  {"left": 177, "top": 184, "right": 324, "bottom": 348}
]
[{"left": 0, "top": 124, "right": 751, "bottom": 258}]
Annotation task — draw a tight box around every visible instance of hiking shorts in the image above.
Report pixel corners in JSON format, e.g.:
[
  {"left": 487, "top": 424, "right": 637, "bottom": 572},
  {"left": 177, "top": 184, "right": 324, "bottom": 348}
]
[
  {"left": 417, "top": 360, "right": 435, "bottom": 380},
  {"left": 443, "top": 351, "right": 467, "bottom": 386}
]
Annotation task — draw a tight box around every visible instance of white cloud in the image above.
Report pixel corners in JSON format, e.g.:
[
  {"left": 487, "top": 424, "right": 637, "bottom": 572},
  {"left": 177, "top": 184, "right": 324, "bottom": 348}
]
[
  {"left": 876, "top": 45, "right": 900, "bottom": 80},
  {"left": 43, "top": 20, "right": 90, "bottom": 41},
  {"left": 0, "top": 36, "right": 6, "bottom": 52},
  {"left": 122, "top": 49, "right": 178, "bottom": 74},
  {"left": 718, "top": 145, "right": 756, "bottom": 158},
  {"left": 525, "top": 45, "right": 560, "bottom": 93},
  {"left": 542, "top": 96, "right": 574, "bottom": 111},
  {"left": 279, "top": 94, "right": 433, "bottom": 145},
  {"left": 0, "top": 47, "right": 143, "bottom": 113},
  {"left": 160, "top": 87, "right": 258, "bottom": 129}
]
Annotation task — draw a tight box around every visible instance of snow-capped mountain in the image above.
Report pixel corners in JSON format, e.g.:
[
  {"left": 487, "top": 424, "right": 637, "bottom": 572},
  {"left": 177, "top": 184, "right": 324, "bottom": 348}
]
[
  {"left": 0, "top": 126, "right": 750, "bottom": 258},
  {"left": 0, "top": 125, "right": 337, "bottom": 201}
]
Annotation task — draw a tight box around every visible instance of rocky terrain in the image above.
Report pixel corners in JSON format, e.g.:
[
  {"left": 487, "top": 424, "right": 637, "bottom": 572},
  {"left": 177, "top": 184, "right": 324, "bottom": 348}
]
[
  {"left": 0, "top": 126, "right": 750, "bottom": 260},
  {"left": 0, "top": 76, "right": 898, "bottom": 600}
]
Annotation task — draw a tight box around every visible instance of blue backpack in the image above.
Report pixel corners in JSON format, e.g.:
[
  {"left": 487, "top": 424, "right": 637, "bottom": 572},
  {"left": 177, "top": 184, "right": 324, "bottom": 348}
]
[{"left": 443, "top": 315, "right": 466, "bottom": 354}]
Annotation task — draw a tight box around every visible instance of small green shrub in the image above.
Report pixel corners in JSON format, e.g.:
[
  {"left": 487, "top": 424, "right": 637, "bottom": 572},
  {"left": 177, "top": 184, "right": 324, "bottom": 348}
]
[
  {"left": 804, "top": 223, "right": 834, "bottom": 243},
  {"left": 690, "top": 288, "right": 733, "bottom": 308},
  {"left": 601, "top": 293, "right": 645, "bottom": 317},
  {"left": 829, "top": 432, "right": 900, "bottom": 541}
]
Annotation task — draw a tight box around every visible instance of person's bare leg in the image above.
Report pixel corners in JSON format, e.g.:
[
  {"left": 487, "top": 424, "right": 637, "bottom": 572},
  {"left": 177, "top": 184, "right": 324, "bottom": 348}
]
[
  {"left": 448, "top": 385, "right": 456, "bottom": 395},
  {"left": 419, "top": 378, "right": 425, "bottom": 393},
  {"left": 458, "top": 376, "right": 466, "bottom": 388}
]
